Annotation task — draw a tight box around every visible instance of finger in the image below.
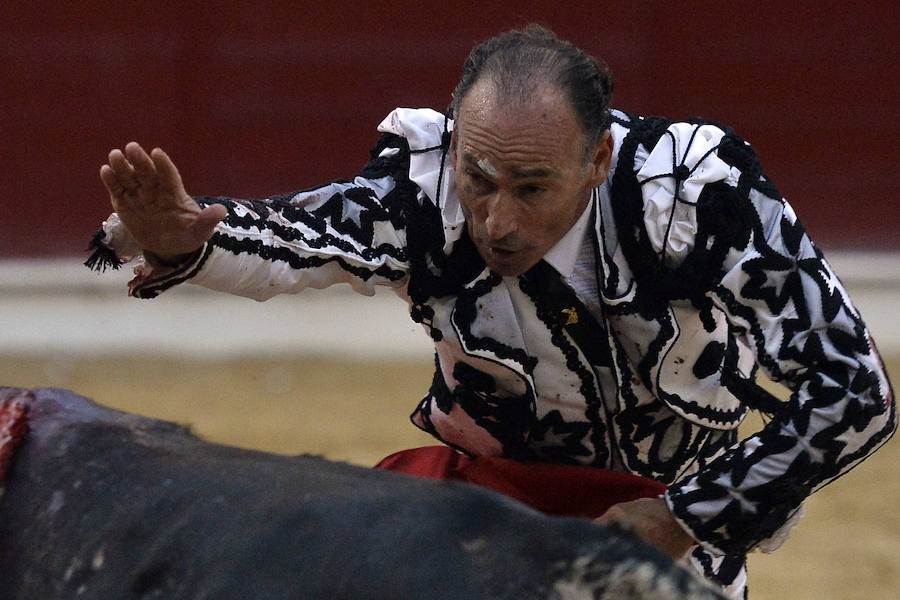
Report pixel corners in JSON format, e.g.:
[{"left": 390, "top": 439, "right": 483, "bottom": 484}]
[
  {"left": 100, "top": 164, "right": 130, "bottom": 214},
  {"left": 99, "top": 164, "right": 126, "bottom": 199},
  {"left": 107, "top": 149, "right": 138, "bottom": 190},
  {"left": 124, "top": 142, "right": 158, "bottom": 184},
  {"left": 149, "top": 147, "right": 185, "bottom": 192}
]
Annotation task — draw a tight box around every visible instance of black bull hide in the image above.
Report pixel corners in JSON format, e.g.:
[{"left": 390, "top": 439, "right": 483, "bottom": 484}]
[{"left": 0, "top": 387, "right": 725, "bottom": 599}]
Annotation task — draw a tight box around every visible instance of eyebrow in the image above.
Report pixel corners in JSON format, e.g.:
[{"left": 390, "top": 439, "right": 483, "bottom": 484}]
[
  {"left": 511, "top": 166, "right": 555, "bottom": 180},
  {"left": 462, "top": 154, "right": 557, "bottom": 180}
]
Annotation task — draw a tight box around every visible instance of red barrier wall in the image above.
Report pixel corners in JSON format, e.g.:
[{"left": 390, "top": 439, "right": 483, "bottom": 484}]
[{"left": 2, "top": 1, "right": 897, "bottom": 257}]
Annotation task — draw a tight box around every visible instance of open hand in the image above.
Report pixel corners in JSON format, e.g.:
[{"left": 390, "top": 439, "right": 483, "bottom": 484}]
[
  {"left": 594, "top": 497, "right": 695, "bottom": 560},
  {"left": 100, "top": 142, "right": 227, "bottom": 263}
]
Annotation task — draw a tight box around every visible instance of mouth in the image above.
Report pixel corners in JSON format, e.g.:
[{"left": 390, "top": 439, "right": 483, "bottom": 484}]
[
  {"left": 478, "top": 243, "right": 534, "bottom": 276},
  {"left": 489, "top": 245, "right": 514, "bottom": 254},
  {"left": 486, "top": 245, "right": 517, "bottom": 261}
]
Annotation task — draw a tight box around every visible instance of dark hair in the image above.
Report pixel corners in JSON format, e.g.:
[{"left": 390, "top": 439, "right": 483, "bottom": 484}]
[{"left": 450, "top": 25, "right": 614, "bottom": 153}]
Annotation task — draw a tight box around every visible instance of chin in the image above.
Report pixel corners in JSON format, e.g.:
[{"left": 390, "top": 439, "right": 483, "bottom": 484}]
[
  {"left": 486, "top": 258, "right": 537, "bottom": 278},
  {"left": 488, "top": 265, "right": 522, "bottom": 277}
]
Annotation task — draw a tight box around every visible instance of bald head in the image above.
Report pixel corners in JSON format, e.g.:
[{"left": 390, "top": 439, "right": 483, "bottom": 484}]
[{"left": 451, "top": 25, "right": 614, "bottom": 157}]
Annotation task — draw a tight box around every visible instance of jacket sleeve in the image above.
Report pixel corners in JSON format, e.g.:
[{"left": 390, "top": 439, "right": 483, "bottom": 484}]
[
  {"left": 662, "top": 129, "right": 896, "bottom": 556},
  {"left": 86, "top": 133, "right": 418, "bottom": 300}
]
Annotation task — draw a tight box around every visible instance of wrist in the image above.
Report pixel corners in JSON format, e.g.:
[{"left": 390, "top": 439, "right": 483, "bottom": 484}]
[{"left": 144, "top": 248, "right": 202, "bottom": 269}]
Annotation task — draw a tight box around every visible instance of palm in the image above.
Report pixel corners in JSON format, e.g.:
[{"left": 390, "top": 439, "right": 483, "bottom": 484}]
[{"left": 100, "top": 142, "right": 227, "bottom": 261}]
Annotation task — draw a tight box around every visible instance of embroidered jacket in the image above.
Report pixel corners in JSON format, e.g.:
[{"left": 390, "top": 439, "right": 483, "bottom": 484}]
[{"left": 88, "top": 108, "right": 895, "bottom": 595}]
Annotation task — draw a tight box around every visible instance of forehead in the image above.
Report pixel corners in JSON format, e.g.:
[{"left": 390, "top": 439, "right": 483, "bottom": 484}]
[{"left": 455, "top": 80, "right": 585, "bottom": 175}]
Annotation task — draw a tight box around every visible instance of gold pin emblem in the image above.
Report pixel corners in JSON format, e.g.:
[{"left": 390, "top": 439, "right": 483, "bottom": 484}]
[{"left": 562, "top": 307, "right": 579, "bottom": 325}]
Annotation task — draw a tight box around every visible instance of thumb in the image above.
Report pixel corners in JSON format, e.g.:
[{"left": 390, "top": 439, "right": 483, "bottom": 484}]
[
  {"left": 594, "top": 503, "right": 626, "bottom": 524},
  {"left": 191, "top": 203, "right": 228, "bottom": 243}
]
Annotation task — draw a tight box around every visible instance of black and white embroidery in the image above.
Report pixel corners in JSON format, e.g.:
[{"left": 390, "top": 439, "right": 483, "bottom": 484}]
[{"left": 518, "top": 264, "right": 611, "bottom": 466}]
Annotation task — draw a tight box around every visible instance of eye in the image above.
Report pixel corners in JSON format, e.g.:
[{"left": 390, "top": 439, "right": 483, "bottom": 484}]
[
  {"left": 465, "top": 170, "right": 495, "bottom": 193},
  {"left": 519, "top": 184, "right": 545, "bottom": 197}
]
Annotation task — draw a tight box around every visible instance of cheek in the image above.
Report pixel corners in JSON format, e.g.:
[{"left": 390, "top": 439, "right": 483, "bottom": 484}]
[
  {"left": 458, "top": 195, "right": 474, "bottom": 221},
  {"left": 530, "top": 221, "right": 562, "bottom": 249},
  {"left": 458, "top": 197, "right": 479, "bottom": 237},
  {"left": 529, "top": 202, "right": 579, "bottom": 248},
  {"left": 457, "top": 186, "right": 484, "bottom": 221}
]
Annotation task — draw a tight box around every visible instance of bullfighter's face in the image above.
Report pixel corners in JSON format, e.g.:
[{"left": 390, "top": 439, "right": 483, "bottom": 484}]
[{"left": 451, "top": 79, "right": 612, "bottom": 277}]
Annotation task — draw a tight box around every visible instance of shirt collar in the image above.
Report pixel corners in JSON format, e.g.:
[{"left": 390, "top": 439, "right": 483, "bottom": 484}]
[{"left": 543, "top": 194, "right": 595, "bottom": 278}]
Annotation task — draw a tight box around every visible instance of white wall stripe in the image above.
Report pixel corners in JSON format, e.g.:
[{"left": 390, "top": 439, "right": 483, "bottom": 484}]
[{"left": 0, "top": 253, "right": 896, "bottom": 358}]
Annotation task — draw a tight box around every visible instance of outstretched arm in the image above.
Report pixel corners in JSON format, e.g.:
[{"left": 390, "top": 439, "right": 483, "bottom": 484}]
[
  {"left": 99, "top": 142, "right": 227, "bottom": 263},
  {"left": 89, "top": 131, "right": 420, "bottom": 300}
]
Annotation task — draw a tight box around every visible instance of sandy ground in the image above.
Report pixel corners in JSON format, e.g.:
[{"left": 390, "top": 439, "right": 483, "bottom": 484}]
[{"left": 1, "top": 354, "right": 897, "bottom": 599}]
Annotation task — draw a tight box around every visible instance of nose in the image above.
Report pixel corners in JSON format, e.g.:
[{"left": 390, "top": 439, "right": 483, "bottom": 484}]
[{"left": 483, "top": 194, "right": 517, "bottom": 242}]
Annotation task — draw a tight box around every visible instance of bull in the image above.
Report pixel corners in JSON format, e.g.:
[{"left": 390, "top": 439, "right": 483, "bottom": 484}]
[{"left": 0, "top": 387, "right": 725, "bottom": 599}]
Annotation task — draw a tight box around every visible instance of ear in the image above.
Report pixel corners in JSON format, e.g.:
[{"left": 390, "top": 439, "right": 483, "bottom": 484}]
[
  {"left": 586, "top": 130, "right": 614, "bottom": 187},
  {"left": 449, "top": 128, "right": 459, "bottom": 169}
]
